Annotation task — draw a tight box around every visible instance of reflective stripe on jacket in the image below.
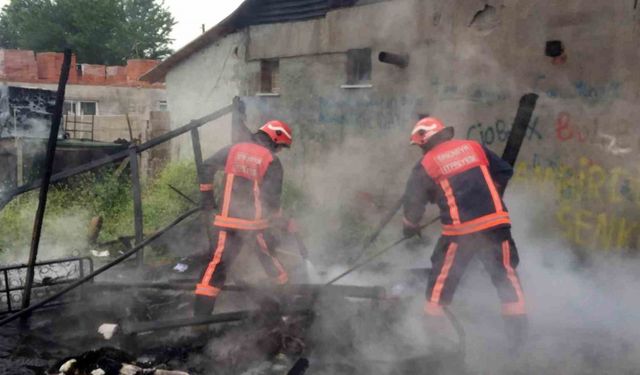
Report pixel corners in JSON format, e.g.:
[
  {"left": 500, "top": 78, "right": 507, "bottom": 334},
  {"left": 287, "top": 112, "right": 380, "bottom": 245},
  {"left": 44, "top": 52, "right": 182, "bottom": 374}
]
[
  {"left": 404, "top": 139, "right": 513, "bottom": 236},
  {"left": 209, "top": 142, "right": 277, "bottom": 230}
]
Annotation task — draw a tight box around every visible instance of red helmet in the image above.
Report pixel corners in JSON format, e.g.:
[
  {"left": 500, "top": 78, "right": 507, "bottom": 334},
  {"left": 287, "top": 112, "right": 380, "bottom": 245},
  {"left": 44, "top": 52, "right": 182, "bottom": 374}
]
[
  {"left": 410, "top": 117, "right": 450, "bottom": 145},
  {"left": 259, "top": 120, "right": 293, "bottom": 147}
]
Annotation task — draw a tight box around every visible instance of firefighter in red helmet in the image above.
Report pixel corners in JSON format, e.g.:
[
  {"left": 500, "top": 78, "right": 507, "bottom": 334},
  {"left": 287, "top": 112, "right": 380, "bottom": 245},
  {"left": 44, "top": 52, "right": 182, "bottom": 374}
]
[
  {"left": 403, "top": 117, "right": 527, "bottom": 349},
  {"left": 194, "top": 120, "right": 293, "bottom": 317}
]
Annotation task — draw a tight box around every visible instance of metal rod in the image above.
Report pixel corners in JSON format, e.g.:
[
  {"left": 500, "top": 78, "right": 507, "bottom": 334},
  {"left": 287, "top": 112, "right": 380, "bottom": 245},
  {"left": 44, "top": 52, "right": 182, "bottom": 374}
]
[
  {"left": 129, "top": 147, "right": 144, "bottom": 267},
  {"left": 349, "top": 196, "right": 404, "bottom": 264},
  {"left": 21, "top": 49, "right": 72, "bottom": 310},
  {"left": 1, "top": 105, "right": 232, "bottom": 210},
  {"left": 0, "top": 207, "right": 199, "bottom": 327},
  {"left": 327, "top": 216, "right": 439, "bottom": 286},
  {"left": 168, "top": 184, "right": 197, "bottom": 206},
  {"left": 3, "top": 271, "right": 11, "bottom": 313},
  {"left": 91, "top": 281, "right": 385, "bottom": 299},
  {"left": 122, "top": 310, "right": 254, "bottom": 334},
  {"left": 138, "top": 105, "right": 232, "bottom": 153},
  {"left": 190, "top": 128, "right": 204, "bottom": 183}
]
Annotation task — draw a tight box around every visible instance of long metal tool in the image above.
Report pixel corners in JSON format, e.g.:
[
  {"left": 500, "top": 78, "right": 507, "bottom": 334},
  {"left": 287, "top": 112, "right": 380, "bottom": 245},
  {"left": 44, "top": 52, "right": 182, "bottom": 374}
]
[
  {"left": 326, "top": 216, "right": 438, "bottom": 285},
  {"left": 168, "top": 184, "right": 198, "bottom": 205},
  {"left": 349, "top": 196, "right": 404, "bottom": 264},
  {"left": 22, "top": 49, "right": 72, "bottom": 310}
]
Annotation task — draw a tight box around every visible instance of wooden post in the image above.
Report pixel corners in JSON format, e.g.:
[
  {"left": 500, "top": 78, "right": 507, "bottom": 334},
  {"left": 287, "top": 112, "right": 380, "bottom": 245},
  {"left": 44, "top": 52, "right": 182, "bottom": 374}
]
[
  {"left": 129, "top": 147, "right": 144, "bottom": 267},
  {"left": 22, "top": 49, "right": 72, "bottom": 310}
]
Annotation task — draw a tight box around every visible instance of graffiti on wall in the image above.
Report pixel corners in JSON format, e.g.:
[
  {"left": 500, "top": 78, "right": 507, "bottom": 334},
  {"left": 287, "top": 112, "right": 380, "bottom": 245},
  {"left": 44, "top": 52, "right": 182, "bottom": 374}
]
[
  {"left": 466, "top": 117, "right": 543, "bottom": 145},
  {"left": 514, "top": 156, "right": 640, "bottom": 251},
  {"left": 317, "top": 96, "right": 424, "bottom": 128},
  {"left": 538, "top": 78, "right": 622, "bottom": 102},
  {"left": 555, "top": 112, "right": 634, "bottom": 156},
  {"left": 430, "top": 79, "right": 510, "bottom": 104}
]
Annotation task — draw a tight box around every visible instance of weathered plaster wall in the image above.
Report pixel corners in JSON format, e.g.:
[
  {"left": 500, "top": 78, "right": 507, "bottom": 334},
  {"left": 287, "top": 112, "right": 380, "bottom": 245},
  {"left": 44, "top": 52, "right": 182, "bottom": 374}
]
[
  {"left": 165, "top": 31, "right": 248, "bottom": 159},
  {"left": 164, "top": 0, "right": 640, "bottom": 252}
]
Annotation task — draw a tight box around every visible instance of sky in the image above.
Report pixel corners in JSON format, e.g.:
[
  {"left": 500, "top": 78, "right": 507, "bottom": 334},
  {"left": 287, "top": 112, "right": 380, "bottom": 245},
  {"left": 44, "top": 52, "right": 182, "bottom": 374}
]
[
  {"left": 164, "top": 0, "right": 245, "bottom": 50},
  {"left": 0, "top": 0, "right": 245, "bottom": 51}
]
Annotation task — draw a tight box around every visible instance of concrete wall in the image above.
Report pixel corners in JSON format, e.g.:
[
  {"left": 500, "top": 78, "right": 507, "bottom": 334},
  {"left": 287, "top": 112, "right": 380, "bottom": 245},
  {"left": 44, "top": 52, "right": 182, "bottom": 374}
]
[
  {"left": 163, "top": 0, "right": 640, "bottom": 252},
  {"left": 165, "top": 31, "right": 247, "bottom": 159}
]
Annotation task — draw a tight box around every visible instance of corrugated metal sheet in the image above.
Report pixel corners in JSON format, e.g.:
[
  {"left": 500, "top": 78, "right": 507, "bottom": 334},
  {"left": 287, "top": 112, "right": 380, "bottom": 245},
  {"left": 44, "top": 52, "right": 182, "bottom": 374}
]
[
  {"left": 245, "top": 0, "right": 329, "bottom": 25},
  {"left": 239, "top": 0, "right": 360, "bottom": 26}
]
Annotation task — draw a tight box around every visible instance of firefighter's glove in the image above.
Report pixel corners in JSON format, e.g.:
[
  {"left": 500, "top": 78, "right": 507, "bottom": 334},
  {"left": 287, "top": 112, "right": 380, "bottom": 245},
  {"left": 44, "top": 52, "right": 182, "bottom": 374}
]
[
  {"left": 199, "top": 184, "right": 216, "bottom": 210},
  {"left": 403, "top": 218, "right": 421, "bottom": 239},
  {"left": 200, "top": 192, "right": 216, "bottom": 210}
]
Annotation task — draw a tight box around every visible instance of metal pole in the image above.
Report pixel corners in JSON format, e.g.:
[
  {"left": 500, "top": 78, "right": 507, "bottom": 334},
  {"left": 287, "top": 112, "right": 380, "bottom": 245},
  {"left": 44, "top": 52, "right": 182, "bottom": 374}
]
[
  {"left": 190, "top": 128, "right": 204, "bottom": 182},
  {"left": 129, "top": 147, "right": 144, "bottom": 267},
  {"left": 21, "top": 49, "right": 72, "bottom": 310},
  {"left": 3, "top": 271, "right": 11, "bottom": 313}
]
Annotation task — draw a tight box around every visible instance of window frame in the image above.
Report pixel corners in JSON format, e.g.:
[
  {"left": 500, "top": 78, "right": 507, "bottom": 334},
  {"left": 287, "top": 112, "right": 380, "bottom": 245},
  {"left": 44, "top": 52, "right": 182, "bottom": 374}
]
[
  {"left": 259, "top": 59, "right": 280, "bottom": 94},
  {"left": 346, "top": 48, "right": 372, "bottom": 85}
]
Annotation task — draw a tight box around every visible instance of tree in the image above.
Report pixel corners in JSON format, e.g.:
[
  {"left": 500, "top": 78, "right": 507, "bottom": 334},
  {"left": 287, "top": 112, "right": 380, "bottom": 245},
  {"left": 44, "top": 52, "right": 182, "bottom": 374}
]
[{"left": 0, "top": 0, "right": 175, "bottom": 65}]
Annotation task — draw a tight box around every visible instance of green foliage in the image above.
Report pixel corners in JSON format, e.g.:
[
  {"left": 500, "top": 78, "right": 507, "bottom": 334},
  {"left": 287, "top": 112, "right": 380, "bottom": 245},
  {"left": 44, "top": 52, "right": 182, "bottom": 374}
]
[
  {"left": 0, "top": 168, "right": 132, "bottom": 258},
  {"left": 0, "top": 160, "right": 315, "bottom": 261},
  {"left": 141, "top": 160, "right": 197, "bottom": 230},
  {"left": 0, "top": 0, "right": 175, "bottom": 64}
]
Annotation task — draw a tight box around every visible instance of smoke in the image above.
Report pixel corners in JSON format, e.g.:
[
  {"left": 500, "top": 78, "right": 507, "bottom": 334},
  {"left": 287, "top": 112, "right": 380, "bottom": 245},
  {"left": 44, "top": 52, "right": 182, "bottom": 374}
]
[{"left": 290, "top": 181, "right": 640, "bottom": 374}]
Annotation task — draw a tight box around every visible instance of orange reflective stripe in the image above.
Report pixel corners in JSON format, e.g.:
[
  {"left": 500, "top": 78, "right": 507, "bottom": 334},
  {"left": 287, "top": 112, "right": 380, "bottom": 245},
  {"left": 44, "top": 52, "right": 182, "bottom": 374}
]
[
  {"left": 440, "top": 178, "right": 460, "bottom": 224},
  {"left": 253, "top": 180, "right": 262, "bottom": 220},
  {"left": 199, "top": 230, "right": 228, "bottom": 288},
  {"left": 199, "top": 183, "right": 213, "bottom": 192},
  {"left": 257, "top": 233, "right": 289, "bottom": 284},
  {"left": 501, "top": 240, "right": 526, "bottom": 315},
  {"left": 441, "top": 212, "right": 511, "bottom": 236},
  {"left": 480, "top": 165, "right": 504, "bottom": 213},
  {"left": 502, "top": 302, "right": 526, "bottom": 315},
  {"left": 195, "top": 284, "right": 221, "bottom": 297},
  {"left": 424, "top": 301, "right": 445, "bottom": 316},
  {"left": 214, "top": 216, "right": 270, "bottom": 230},
  {"left": 221, "top": 174, "right": 234, "bottom": 216},
  {"left": 430, "top": 242, "right": 458, "bottom": 304}
]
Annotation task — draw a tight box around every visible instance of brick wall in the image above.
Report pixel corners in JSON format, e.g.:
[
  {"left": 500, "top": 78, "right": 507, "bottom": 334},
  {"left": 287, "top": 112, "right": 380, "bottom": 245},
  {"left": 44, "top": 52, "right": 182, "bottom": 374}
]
[{"left": 0, "top": 49, "right": 162, "bottom": 87}]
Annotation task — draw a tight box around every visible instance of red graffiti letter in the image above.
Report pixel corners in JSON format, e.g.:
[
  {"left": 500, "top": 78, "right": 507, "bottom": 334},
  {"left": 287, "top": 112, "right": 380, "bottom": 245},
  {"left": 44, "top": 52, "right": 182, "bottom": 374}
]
[{"left": 555, "top": 112, "right": 573, "bottom": 141}]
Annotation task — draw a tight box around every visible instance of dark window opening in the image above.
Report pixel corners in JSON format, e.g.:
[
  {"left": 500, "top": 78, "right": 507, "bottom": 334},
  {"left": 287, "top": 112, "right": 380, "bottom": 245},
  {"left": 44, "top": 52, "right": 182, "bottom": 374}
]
[
  {"left": 260, "top": 59, "right": 279, "bottom": 93},
  {"left": 346, "top": 48, "right": 371, "bottom": 84},
  {"left": 80, "top": 101, "right": 97, "bottom": 116},
  {"left": 63, "top": 101, "right": 75, "bottom": 115}
]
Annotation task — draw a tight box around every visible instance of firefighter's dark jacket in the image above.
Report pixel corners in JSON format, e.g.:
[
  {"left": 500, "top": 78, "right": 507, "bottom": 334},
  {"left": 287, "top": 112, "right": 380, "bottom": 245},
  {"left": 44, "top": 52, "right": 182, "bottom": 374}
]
[
  {"left": 202, "top": 133, "right": 283, "bottom": 222},
  {"left": 403, "top": 139, "right": 513, "bottom": 235}
]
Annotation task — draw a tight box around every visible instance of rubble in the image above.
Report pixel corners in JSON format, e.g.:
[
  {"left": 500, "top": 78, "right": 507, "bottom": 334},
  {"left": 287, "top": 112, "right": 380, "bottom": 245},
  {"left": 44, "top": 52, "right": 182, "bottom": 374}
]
[{"left": 48, "top": 347, "right": 189, "bottom": 375}]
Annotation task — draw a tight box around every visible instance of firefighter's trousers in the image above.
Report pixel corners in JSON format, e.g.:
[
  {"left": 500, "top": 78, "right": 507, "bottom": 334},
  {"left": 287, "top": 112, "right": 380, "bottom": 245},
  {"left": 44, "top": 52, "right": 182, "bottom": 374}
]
[
  {"left": 194, "top": 227, "right": 289, "bottom": 316},
  {"left": 424, "top": 227, "right": 526, "bottom": 317}
]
